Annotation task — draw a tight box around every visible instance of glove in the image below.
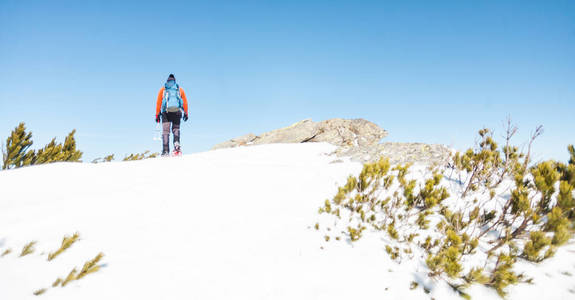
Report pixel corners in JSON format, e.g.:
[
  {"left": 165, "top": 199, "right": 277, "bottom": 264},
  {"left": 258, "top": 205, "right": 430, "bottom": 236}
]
[
  {"left": 183, "top": 113, "right": 188, "bottom": 122},
  {"left": 155, "top": 114, "right": 160, "bottom": 123}
]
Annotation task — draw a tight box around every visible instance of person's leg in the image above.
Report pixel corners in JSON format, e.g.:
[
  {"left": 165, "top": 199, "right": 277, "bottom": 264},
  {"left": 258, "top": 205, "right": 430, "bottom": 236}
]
[
  {"left": 169, "top": 112, "right": 182, "bottom": 151},
  {"left": 161, "top": 112, "right": 171, "bottom": 155}
]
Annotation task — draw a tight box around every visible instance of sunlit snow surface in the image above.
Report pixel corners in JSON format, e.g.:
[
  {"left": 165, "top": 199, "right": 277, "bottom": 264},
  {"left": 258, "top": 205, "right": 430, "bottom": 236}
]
[{"left": 1, "top": 143, "right": 574, "bottom": 299}]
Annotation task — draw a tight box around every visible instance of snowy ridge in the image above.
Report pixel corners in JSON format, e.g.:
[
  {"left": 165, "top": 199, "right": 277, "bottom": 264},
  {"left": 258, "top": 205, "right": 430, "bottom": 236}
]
[{"left": 0, "top": 143, "right": 574, "bottom": 300}]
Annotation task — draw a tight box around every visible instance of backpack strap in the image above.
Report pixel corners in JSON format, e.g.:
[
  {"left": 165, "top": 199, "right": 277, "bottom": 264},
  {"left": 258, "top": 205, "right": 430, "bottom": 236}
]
[{"left": 162, "top": 87, "right": 169, "bottom": 113}]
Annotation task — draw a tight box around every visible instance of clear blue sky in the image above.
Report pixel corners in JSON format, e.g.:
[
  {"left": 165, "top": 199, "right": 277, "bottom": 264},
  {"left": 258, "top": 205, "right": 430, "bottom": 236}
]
[{"left": 1, "top": 0, "right": 574, "bottom": 162}]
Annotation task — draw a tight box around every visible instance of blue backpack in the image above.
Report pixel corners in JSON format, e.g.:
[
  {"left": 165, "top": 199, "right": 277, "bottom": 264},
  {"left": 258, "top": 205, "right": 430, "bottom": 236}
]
[{"left": 162, "top": 81, "right": 183, "bottom": 113}]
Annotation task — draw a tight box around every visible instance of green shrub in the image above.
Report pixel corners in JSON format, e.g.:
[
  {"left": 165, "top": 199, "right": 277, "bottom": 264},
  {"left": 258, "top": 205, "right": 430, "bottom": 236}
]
[
  {"left": 77, "top": 252, "right": 104, "bottom": 279},
  {"left": 52, "top": 278, "right": 62, "bottom": 287},
  {"left": 487, "top": 254, "right": 519, "bottom": 297},
  {"left": 48, "top": 233, "right": 80, "bottom": 261},
  {"left": 551, "top": 224, "right": 570, "bottom": 246},
  {"left": 453, "top": 128, "right": 502, "bottom": 197},
  {"left": 387, "top": 222, "right": 399, "bottom": 240},
  {"left": 56, "top": 252, "right": 104, "bottom": 288},
  {"left": 522, "top": 231, "right": 552, "bottom": 262},
  {"left": 20, "top": 241, "right": 36, "bottom": 257},
  {"left": 123, "top": 151, "right": 159, "bottom": 161},
  {"left": 416, "top": 211, "right": 430, "bottom": 229},
  {"left": 1, "top": 248, "right": 12, "bottom": 257},
  {"left": 316, "top": 124, "right": 574, "bottom": 298},
  {"left": 385, "top": 245, "right": 400, "bottom": 260},
  {"left": 92, "top": 154, "right": 115, "bottom": 163},
  {"left": 557, "top": 181, "right": 574, "bottom": 214},
  {"left": 2, "top": 123, "right": 35, "bottom": 169},
  {"left": 464, "top": 267, "right": 489, "bottom": 285},
  {"left": 419, "top": 174, "right": 449, "bottom": 208},
  {"left": 348, "top": 225, "right": 365, "bottom": 242},
  {"left": 33, "top": 288, "right": 47, "bottom": 296},
  {"left": 545, "top": 207, "right": 569, "bottom": 232},
  {"left": 31, "top": 130, "right": 82, "bottom": 165},
  {"left": 61, "top": 268, "right": 77, "bottom": 287},
  {"left": 2, "top": 123, "right": 82, "bottom": 170},
  {"left": 426, "top": 246, "right": 462, "bottom": 278},
  {"left": 532, "top": 161, "right": 560, "bottom": 213}
]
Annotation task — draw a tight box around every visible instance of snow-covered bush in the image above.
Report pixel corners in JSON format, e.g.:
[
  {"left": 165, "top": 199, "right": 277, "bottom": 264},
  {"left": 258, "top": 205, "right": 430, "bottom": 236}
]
[{"left": 317, "top": 124, "right": 575, "bottom": 298}]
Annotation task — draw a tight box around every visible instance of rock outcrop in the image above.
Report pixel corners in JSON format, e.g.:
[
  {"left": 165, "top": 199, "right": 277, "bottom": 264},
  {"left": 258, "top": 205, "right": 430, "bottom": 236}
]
[
  {"left": 334, "top": 142, "right": 451, "bottom": 166},
  {"left": 212, "top": 118, "right": 388, "bottom": 150},
  {"left": 212, "top": 118, "right": 451, "bottom": 165}
]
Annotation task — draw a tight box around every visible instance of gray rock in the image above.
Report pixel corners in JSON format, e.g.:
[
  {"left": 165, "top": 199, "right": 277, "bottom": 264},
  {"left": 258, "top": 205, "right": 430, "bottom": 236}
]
[
  {"left": 309, "top": 118, "right": 388, "bottom": 147},
  {"left": 233, "top": 133, "right": 258, "bottom": 144},
  {"left": 212, "top": 133, "right": 257, "bottom": 150},
  {"left": 212, "top": 118, "right": 388, "bottom": 149},
  {"left": 329, "top": 159, "right": 345, "bottom": 164},
  {"left": 253, "top": 119, "right": 318, "bottom": 145},
  {"left": 211, "top": 118, "right": 451, "bottom": 166},
  {"left": 335, "top": 142, "right": 451, "bottom": 166}
]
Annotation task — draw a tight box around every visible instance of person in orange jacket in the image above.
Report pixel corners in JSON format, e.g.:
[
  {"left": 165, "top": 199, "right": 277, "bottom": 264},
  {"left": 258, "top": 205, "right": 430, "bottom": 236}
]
[{"left": 155, "top": 74, "right": 189, "bottom": 156}]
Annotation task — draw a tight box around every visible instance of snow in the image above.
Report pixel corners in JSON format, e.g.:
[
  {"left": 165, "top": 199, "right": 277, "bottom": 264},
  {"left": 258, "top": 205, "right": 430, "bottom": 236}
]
[{"left": 1, "top": 143, "right": 574, "bottom": 299}]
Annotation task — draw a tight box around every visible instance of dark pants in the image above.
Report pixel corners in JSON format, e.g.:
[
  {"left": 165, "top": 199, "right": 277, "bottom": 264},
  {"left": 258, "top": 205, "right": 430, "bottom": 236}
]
[{"left": 161, "top": 111, "right": 182, "bottom": 154}]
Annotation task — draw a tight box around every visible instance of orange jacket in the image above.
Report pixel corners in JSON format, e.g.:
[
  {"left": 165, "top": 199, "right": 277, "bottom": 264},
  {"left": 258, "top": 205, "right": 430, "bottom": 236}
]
[{"left": 156, "top": 86, "right": 189, "bottom": 116}]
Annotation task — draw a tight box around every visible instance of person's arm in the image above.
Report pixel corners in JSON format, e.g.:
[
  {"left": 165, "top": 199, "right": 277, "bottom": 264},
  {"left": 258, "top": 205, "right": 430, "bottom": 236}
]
[
  {"left": 156, "top": 87, "right": 164, "bottom": 117},
  {"left": 180, "top": 87, "right": 189, "bottom": 115}
]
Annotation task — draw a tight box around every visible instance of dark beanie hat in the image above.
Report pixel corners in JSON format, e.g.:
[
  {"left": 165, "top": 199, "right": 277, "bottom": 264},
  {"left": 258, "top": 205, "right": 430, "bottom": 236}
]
[{"left": 168, "top": 74, "right": 175, "bottom": 81}]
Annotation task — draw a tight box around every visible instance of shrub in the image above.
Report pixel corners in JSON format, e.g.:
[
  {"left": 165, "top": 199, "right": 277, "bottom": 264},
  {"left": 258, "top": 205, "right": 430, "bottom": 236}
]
[
  {"left": 2, "top": 123, "right": 82, "bottom": 170},
  {"left": 55, "top": 252, "right": 104, "bottom": 288},
  {"left": 551, "top": 224, "right": 570, "bottom": 246},
  {"left": 531, "top": 161, "right": 560, "bottom": 213},
  {"left": 77, "top": 252, "right": 104, "bottom": 279},
  {"left": 2, "top": 123, "right": 34, "bottom": 169},
  {"left": 1, "top": 248, "right": 12, "bottom": 257},
  {"left": 464, "top": 267, "right": 489, "bottom": 286},
  {"left": 33, "top": 288, "right": 47, "bottom": 296},
  {"left": 348, "top": 225, "right": 366, "bottom": 242},
  {"left": 522, "top": 231, "right": 552, "bottom": 262},
  {"left": 61, "top": 268, "right": 77, "bottom": 287},
  {"left": 316, "top": 122, "right": 574, "bottom": 298},
  {"left": 48, "top": 233, "right": 80, "bottom": 261},
  {"left": 92, "top": 154, "right": 115, "bottom": 163},
  {"left": 6, "top": 234, "right": 104, "bottom": 296},
  {"left": 30, "top": 130, "right": 82, "bottom": 165},
  {"left": 452, "top": 128, "right": 501, "bottom": 197},
  {"left": 557, "top": 181, "right": 574, "bottom": 214},
  {"left": 52, "top": 278, "right": 62, "bottom": 287},
  {"left": 123, "top": 151, "right": 158, "bottom": 161},
  {"left": 426, "top": 245, "right": 462, "bottom": 278},
  {"left": 20, "top": 241, "right": 36, "bottom": 257},
  {"left": 486, "top": 254, "right": 519, "bottom": 297}
]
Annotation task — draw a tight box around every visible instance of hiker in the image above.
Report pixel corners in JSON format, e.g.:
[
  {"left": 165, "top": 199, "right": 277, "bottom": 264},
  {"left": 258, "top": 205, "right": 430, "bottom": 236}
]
[{"left": 155, "top": 74, "right": 189, "bottom": 156}]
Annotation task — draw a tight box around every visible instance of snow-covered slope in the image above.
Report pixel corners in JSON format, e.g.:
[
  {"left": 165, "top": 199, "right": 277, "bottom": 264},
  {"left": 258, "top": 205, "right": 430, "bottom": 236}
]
[{"left": 1, "top": 143, "right": 574, "bottom": 300}]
